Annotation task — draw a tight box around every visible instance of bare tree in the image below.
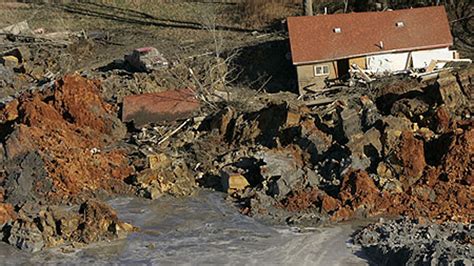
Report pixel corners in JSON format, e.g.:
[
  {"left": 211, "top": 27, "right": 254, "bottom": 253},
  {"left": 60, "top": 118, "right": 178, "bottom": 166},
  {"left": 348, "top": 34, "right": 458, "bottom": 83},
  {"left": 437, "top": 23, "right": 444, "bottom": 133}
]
[
  {"left": 304, "top": 0, "right": 313, "bottom": 16},
  {"left": 164, "top": 9, "right": 241, "bottom": 108},
  {"left": 344, "top": 0, "right": 349, "bottom": 13}
]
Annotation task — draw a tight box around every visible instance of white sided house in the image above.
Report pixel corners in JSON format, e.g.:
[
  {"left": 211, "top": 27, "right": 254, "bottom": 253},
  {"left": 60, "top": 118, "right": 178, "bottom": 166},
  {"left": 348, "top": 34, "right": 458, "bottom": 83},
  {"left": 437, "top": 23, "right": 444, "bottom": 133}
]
[{"left": 287, "top": 6, "right": 461, "bottom": 94}]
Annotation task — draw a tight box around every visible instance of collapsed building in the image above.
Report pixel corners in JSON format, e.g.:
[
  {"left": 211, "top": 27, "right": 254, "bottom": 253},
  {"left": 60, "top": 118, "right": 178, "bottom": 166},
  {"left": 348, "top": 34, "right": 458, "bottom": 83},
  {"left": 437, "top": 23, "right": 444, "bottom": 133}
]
[{"left": 288, "top": 6, "right": 471, "bottom": 94}]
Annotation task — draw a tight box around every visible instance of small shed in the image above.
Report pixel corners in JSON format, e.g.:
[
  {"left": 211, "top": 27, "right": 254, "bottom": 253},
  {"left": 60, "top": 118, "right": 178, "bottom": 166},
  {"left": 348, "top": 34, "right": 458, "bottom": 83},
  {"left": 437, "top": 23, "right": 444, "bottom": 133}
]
[{"left": 287, "top": 6, "right": 456, "bottom": 94}]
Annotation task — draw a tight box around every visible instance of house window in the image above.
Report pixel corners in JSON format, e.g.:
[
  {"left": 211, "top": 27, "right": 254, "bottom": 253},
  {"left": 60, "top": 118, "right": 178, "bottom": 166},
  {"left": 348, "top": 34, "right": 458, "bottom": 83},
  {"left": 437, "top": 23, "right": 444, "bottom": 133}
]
[
  {"left": 396, "top": 21, "right": 405, "bottom": 27},
  {"left": 314, "top": 65, "right": 329, "bottom": 76}
]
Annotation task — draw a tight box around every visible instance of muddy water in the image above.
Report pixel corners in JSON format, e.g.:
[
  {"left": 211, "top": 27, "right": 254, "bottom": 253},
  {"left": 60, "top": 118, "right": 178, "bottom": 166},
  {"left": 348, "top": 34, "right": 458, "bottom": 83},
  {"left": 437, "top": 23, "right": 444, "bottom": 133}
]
[{"left": 0, "top": 191, "right": 369, "bottom": 265}]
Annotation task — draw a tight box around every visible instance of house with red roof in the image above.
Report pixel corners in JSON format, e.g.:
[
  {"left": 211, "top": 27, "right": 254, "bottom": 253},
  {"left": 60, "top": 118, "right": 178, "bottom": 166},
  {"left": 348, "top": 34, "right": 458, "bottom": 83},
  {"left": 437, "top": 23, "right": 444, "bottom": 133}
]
[{"left": 287, "top": 6, "right": 458, "bottom": 94}]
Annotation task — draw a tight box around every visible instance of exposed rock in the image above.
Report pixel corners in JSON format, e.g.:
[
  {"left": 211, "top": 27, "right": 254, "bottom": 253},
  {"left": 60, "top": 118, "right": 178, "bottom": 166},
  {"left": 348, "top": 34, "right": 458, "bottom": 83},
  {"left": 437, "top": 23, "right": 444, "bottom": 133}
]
[
  {"left": 77, "top": 200, "right": 135, "bottom": 243},
  {"left": 5, "top": 201, "right": 136, "bottom": 252},
  {"left": 285, "top": 110, "right": 301, "bottom": 127},
  {"left": 221, "top": 173, "right": 250, "bottom": 194},
  {"left": 215, "top": 103, "right": 289, "bottom": 147},
  {"left": 1, "top": 55, "right": 20, "bottom": 69},
  {"left": 52, "top": 75, "right": 127, "bottom": 140},
  {"left": 2, "top": 75, "right": 133, "bottom": 204},
  {"left": 375, "top": 162, "right": 403, "bottom": 194},
  {"left": 389, "top": 131, "right": 426, "bottom": 188},
  {"left": 3, "top": 151, "right": 51, "bottom": 205},
  {"left": 390, "top": 98, "right": 429, "bottom": 119},
  {"left": 437, "top": 71, "right": 470, "bottom": 114},
  {"left": 8, "top": 218, "right": 45, "bottom": 253},
  {"left": 434, "top": 106, "right": 450, "bottom": 133},
  {"left": 346, "top": 127, "right": 382, "bottom": 171},
  {"left": 339, "top": 107, "right": 362, "bottom": 141},
  {"left": 298, "top": 117, "right": 333, "bottom": 158},
  {"left": 257, "top": 147, "right": 306, "bottom": 199},
  {"left": 0, "top": 99, "right": 19, "bottom": 123},
  {"left": 210, "top": 106, "right": 235, "bottom": 137},
  {"left": 320, "top": 193, "right": 339, "bottom": 213},
  {"left": 332, "top": 170, "right": 389, "bottom": 221},
  {"left": 2, "top": 63, "right": 472, "bottom": 255},
  {"left": 198, "top": 87, "right": 473, "bottom": 225},
  {"left": 380, "top": 115, "right": 413, "bottom": 157},
  {"left": 360, "top": 95, "right": 381, "bottom": 130},
  {"left": 438, "top": 124, "right": 473, "bottom": 184},
  {"left": 282, "top": 188, "right": 320, "bottom": 213},
  {"left": 354, "top": 218, "right": 473, "bottom": 265},
  {"left": 135, "top": 155, "right": 196, "bottom": 199}
]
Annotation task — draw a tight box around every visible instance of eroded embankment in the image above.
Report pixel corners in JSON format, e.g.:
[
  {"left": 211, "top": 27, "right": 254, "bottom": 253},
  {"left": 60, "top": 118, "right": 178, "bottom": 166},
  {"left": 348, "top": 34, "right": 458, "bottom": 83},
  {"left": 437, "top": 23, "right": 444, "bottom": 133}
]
[
  {"left": 0, "top": 75, "right": 135, "bottom": 251},
  {"left": 144, "top": 68, "right": 472, "bottom": 226},
  {"left": 0, "top": 67, "right": 472, "bottom": 256},
  {"left": 126, "top": 66, "right": 473, "bottom": 236}
]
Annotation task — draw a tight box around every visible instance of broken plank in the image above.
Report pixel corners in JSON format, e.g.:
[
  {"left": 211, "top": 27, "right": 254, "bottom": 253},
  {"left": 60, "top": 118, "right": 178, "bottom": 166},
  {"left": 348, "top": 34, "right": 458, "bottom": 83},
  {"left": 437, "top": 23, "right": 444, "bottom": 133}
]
[
  {"left": 304, "top": 97, "right": 335, "bottom": 106},
  {"left": 354, "top": 64, "right": 374, "bottom": 83},
  {"left": 426, "top": 59, "right": 438, "bottom": 72}
]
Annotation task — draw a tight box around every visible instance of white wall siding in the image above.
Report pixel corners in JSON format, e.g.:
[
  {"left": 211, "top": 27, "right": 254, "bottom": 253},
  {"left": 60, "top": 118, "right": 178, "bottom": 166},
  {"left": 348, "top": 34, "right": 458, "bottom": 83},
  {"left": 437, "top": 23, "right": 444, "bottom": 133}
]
[
  {"left": 366, "top": 52, "right": 410, "bottom": 74},
  {"left": 411, "top": 47, "right": 453, "bottom": 69}
]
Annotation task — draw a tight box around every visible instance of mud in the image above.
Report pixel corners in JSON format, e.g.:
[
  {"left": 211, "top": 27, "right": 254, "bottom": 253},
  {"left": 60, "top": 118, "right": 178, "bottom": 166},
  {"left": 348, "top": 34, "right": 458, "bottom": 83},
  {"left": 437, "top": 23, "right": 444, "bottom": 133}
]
[
  {"left": 0, "top": 192, "right": 369, "bottom": 265},
  {"left": 354, "top": 218, "right": 473, "bottom": 265}
]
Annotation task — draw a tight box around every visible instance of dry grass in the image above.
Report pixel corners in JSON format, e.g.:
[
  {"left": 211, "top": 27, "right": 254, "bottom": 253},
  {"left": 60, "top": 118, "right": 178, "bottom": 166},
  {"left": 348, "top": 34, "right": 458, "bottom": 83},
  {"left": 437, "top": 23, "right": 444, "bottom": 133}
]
[{"left": 238, "top": 0, "right": 299, "bottom": 27}]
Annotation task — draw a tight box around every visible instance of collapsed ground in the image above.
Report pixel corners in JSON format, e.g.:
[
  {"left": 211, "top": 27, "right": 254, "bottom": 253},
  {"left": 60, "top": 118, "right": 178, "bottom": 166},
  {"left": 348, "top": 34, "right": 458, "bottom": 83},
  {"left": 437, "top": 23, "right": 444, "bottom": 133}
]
[{"left": 0, "top": 1, "right": 473, "bottom": 264}]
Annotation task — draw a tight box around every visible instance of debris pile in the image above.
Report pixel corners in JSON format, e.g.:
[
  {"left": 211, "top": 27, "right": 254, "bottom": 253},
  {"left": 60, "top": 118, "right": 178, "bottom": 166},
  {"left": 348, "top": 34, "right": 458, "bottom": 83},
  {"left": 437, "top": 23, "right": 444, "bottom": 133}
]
[
  {"left": 0, "top": 75, "right": 135, "bottom": 250},
  {"left": 124, "top": 47, "right": 169, "bottom": 72},
  {"left": 132, "top": 153, "right": 197, "bottom": 199},
  {"left": 134, "top": 66, "right": 473, "bottom": 225},
  {"left": 1, "top": 64, "right": 470, "bottom": 254},
  {"left": 354, "top": 218, "right": 473, "bottom": 265},
  {"left": 1, "top": 75, "right": 132, "bottom": 204},
  {"left": 4, "top": 200, "right": 135, "bottom": 253},
  {"left": 0, "top": 35, "right": 472, "bottom": 258}
]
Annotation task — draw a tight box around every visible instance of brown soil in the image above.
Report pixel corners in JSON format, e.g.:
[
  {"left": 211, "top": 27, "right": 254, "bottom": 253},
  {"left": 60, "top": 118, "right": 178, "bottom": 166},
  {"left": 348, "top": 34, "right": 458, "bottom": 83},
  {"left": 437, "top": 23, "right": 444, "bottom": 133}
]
[
  {"left": 0, "top": 203, "right": 16, "bottom": 224},
  {"left": 0, "top": 1, "right": 472, "bottom": 254},
  {"left": 395, "top": 131, "right": 426, "bottom": 188},
  {"left": 2, "top": 75, "right": 132, "bottom": 203},
  {"left": 304, "top": 123, "right": 473, "bottom": 223}
]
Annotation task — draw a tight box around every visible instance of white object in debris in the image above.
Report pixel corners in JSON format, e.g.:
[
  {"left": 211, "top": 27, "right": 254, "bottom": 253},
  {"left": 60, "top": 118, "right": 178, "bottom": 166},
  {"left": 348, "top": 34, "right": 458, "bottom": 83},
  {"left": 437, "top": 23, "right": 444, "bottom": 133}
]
[
  {"left": 0, "top": 21, "right": 30, "bottom": 35},
  {"left": 366, "top": 52, "right": 410, "bottom": 74},
  {"left": 32, "top": 28, "right": 45, "bottom": 34},
  {"left": 125, "top": 47, "right": 169, "bottom": 72},
  {"left": 411, "top": 47, "right": 453, "bottom": 69}
]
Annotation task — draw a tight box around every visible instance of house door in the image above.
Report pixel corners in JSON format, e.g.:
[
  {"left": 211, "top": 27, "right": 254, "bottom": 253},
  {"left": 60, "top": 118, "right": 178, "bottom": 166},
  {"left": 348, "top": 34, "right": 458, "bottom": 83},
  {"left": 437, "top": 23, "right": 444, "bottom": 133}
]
[{"left": 337, "top": 59, "right": 350, "bottom": 80}]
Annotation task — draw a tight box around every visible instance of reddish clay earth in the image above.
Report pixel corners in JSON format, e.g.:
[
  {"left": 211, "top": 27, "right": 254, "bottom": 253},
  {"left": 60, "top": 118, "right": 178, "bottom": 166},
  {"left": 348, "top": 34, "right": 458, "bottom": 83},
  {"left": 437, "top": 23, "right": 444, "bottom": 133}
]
[
  {"left": 0, "top": 75, "right": 133, "bottom": 224},
  {"left": 0, "top": 69, "right": 472, "bottom": 252},
  {"left": 280, "top": 115, "right": 473, "bottom": 224}
]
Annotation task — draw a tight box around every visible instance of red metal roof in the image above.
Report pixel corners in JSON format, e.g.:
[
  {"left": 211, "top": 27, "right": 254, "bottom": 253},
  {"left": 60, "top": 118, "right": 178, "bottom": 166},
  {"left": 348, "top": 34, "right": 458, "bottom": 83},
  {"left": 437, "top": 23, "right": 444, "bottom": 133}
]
[
  {"left": 122, "top": 88, "right": 200, "bottom": 127},
  {"left": 287, "top": 6, "right": 453, "bottom": 65}
]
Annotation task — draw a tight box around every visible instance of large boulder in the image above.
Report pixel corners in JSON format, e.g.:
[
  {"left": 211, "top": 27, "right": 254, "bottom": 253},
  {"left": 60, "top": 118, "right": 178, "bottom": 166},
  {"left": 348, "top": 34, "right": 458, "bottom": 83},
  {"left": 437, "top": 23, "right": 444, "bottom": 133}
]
[{"left": 387, "top": 131, "right": 426, "bottom": 188}]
